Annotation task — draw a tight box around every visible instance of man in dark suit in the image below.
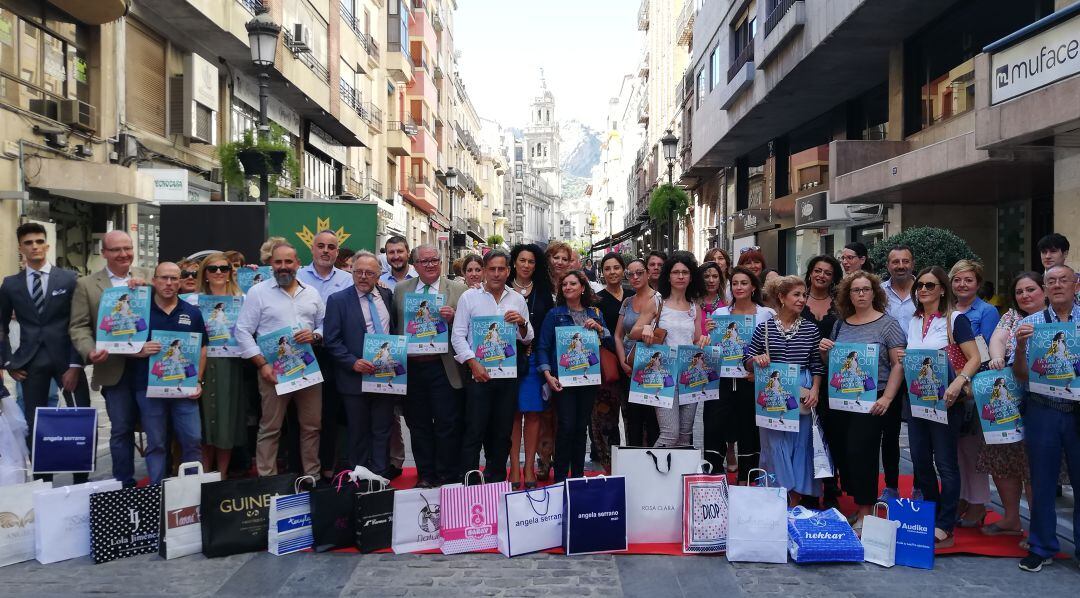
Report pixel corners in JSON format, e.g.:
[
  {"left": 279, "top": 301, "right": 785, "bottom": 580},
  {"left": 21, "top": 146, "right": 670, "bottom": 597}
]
[
  {"left": 0, "top": 222, "right": 91, "bottom": 483},
  {"left": 323, "top": 250, "right": 397, "bottom": 476}
]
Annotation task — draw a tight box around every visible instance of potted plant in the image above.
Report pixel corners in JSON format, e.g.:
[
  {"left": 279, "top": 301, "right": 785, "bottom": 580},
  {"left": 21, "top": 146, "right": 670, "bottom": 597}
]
[
  {"left": 648, "top": 183, "right": 690, "bottom": 223},
  {"left": 217, "top": 123, "right": 300, "bottom": 198}
]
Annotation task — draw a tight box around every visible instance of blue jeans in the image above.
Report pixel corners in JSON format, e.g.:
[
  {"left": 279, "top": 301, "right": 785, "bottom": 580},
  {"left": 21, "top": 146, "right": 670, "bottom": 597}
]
[
  {"left": 1024, "top": 400, "right": 1080, "bottom": 559},
  {"left": 101, "top": 368, "right": 143, "bottom": 486},
  {"left": 906, "top": 402, "right": 962, "bottom": 532},
  {"left": 139, "top": 394, "right": 202, "bottom": 484}
]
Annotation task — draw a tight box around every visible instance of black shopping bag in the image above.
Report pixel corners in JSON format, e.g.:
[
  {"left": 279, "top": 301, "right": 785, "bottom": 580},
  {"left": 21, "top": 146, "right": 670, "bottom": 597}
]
[
  {"left": 200, "top": 474, "right": 295, "bottom": 557},
  {"left": 354, "top": 480, "right": 395, "bottom": 553},
  {"left": 89, "top": 485, "right": 163, "bottom": 564},
  {"left": 310, "top": 477, "right": 361, "bottom": 552}
]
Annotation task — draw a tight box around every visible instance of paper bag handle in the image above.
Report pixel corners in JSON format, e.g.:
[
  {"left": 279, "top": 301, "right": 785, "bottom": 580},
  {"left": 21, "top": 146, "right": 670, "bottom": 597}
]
[
  {"left": 746, "top": 467, "right": 769, "bottom": 487},
  {"left": 294, "top": 475, "right": 317, "bottom": 493},
  {"left": 176, "top": 462, "right": 204, "bottom": 477},
  {"left": 525, "top": 487, "right": 551, "bottom": 517},
  {"left": 464, "top": 469, "right": 485, "bottom": 486},
  {"left": 645, "top": 450, "right": 672, "bottom": 474},
  {"left": 873, "top": 501, "right": 889, "bottom": 519}
]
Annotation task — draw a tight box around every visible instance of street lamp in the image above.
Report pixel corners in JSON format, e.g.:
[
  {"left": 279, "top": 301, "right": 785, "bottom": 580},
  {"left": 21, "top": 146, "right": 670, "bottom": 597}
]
[
  {"left": 606, "top": 197, "right": 614, "bottom": 240},
  {"left": 444, "top": 166, "right": 458, "bottom": 277},
  {"left": 246, "top": 6, "right": 281, "bottom": 202},
  {"left": 659, "top": 129, "right": 679, "bottom": 253}
]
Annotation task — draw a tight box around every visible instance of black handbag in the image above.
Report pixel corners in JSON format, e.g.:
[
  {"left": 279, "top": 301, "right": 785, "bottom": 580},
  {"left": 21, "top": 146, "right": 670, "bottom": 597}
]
[
  {"left": 354, "top": 480, "right": 395, "bottom": 553},
  {"left": 200, "top": 474, "right": 295, "bottom": 557},
  {"left": 89, "top": 485, "right": 163, "bottom": 564},
  {"left": 310, "top": 476, "right": 361, "bottom": 552}
]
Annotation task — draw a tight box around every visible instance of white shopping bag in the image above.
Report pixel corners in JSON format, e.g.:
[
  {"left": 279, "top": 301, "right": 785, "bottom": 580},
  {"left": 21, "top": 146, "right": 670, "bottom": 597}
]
[
  {"left": 159, "top": 462, "right": 222, "bottom": 559},
  {"left": 33, "top": 479, "right": 121, "bottom": 564},
  {"left": 269, "top": 476, "right": 316, "bottom": 556},
  {"left": 497, "top": 483, "right": 564, "bottom": 557},
  {"left": 725, "top": 468, "right": 788, "bottom": 563},
  {"left": 0, "top": 479, "right": 51, "bottom": 567},
  {"left": 860, "top": 502, "right": 899, "bottom": 567},
  {"left": 811, "top": 409, "right": 834, "bottom": 479},
  {"left": 391, "top": 486, "right": 447, "bottom": 554},
  {"left": 0, "top": 394, "right": 29, "bottom": 486},
  {"left": 612, "top": 445, "right": 700, "bottom": 543}
]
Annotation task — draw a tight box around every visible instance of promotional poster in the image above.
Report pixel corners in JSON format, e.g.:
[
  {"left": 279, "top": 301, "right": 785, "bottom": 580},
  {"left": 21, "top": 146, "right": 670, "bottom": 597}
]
[
  {"left": 404, "top": 293, "right": 448, "bottom": 354},
  {"left": 753, "top": 362, "right": 800, "bottom": 432},
  {"left": 709, "top": 314, "right": 754, "bottom": 378},
  {"left": 198, "top": 295, "right": 243, "bottom": 357},
  {"left": 147, "top": 331, "right": 203, "bottom": 398},
  {"left": 972, "top": 369, "right": 1024, "bottom": 444},
  {"left": 555, "top": 326, "right": 601, "bottom": 387},
  {"left": 471, "top": 316, "right": 517, "bottom": 379},
  {"left": 257, "top": 326, "right": 323, "bottom": 394},
  {"left": 1027, "top": 322, "right": 1080, "bottom": 400},
  {"left": 674, "top": 345, "right": 720, "bottom": 405},
  {"left": 904, "top": 349, "right": 949, "bottom": 424},
  {"left": 362, "top": 334, "right": 408, "bottom": 395},
  {"left": 628, "top": 345, "right": 676, "bottom": 409},
  {"left": 827, "top": 342, "right": 879, "bottom": 413},
  {"left": 95, "top": 286, "right": 151, "bottom": 353},
  {"left": 237, "top": 266, "right": 273, "bottom": 293}
]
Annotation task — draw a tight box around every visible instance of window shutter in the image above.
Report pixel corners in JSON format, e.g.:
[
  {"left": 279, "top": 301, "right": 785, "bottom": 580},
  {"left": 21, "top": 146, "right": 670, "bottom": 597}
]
[{"left": 125, "top": 20, "right": 166, "bottom": 136}]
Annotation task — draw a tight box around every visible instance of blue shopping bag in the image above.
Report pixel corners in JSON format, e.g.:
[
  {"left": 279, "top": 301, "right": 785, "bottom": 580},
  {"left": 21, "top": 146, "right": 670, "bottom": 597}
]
[
  {"left": 786, "top": 507, "right": 864, "bottom": 563},
  {"left": 887, "top": 498, "right": 936, "bottom": 569},
  {"left": 32, "top": 407, "right": 97, "bottom": 474},
  {"left": 562, "top": 476, "right": 628, "bottom": 555}
]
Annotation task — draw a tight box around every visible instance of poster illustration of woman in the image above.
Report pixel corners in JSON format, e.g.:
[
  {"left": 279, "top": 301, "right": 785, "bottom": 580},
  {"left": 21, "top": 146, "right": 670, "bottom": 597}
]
[
  {"left": 560, "top": 332, "right": 594, "bottom": 371},
  {"left": 837, "top": 351, "right": 868, "bottom": 393},
  {"left": 372, "top": 341, "right": 400, "bottom": 386},
  {"left": 1041, "top": 331, "right": 1077, "bottom": 381},
  {"left": 912, "top": 357, "right": 943, "bottom": 400},
  {"left": 759, "top": 370, "right": 795, "bottom": 412},
  {"left": 109, "top": 293, "right": 138, "bottom": 334},
  {"left": 718, "top": 322, "right": 744, "bottom": 358},
  {"left": 275, "top": 336, "right": 307, "bottom": 376},
  {"left": 206, "top": 302, "right": 231, "bottom": 341},
  {"left": 478, "top": 322, "right": 509, "bottom": 362},
  {"left": 158, "top": 339, "right": 192, "bottom": 383},
  {"left": 411, "top": 300, "right": 438, "bottom": 338},
  {"left": 681, "top": 351, "right": 712, "bottom": 388},
  {"left": 983, "top": 377, "right": 1022, "bottom": 427}
]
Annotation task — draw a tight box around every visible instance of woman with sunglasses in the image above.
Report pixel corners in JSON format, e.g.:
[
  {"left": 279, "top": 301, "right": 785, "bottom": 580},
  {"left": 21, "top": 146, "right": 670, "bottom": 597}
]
[
  {"left": 178, "top": 260, "right": 201, "bottom": 295},
  {"left": 901, "top": 266, "right": 981, "bottom": 548},
  {"left": 615, "top": 258, "right": 660, "bottom": 447},
  {"left": 591, "top": 253, "right": 634, "bottom": 472},
  {"left": 802, "top": 255, "right": 843, "bottom": 507}
]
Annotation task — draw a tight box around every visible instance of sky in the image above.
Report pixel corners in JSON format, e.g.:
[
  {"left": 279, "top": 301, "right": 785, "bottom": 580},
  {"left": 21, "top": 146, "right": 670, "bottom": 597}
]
[{"left": 454, "top": 0, "right": 640, "bottom": 132}]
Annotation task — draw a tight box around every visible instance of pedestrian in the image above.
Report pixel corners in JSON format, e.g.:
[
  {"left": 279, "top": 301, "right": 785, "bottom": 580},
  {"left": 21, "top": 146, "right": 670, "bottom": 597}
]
[
  {"left": 68, "top": 230, "right": 151, "bottom": 487},
  {"left": 323, "top": 251, "right": 398, "bottom": 477},
  {"left": 631, "top": 251, "right": 710, "bottom": 447},
  {"left": 615, "top": 258, "right": 660, "bottom": 448},
  {"left": 0, "top": 222, "right": 91, "bottom": 484},
  {"left": 818, "top": 270, "right": 905, "bottom": 530},
  {"left": 178, "top": 260, "right": 200, "bottom": 295},
  {"left": 744, "top": 275, "right": 825, "bottom": 507},
  {"left": 538, "top": 270, "right": 611, "bottom": 482},
  {"left": 706, "top": 247, "right": 732, "bottom": 278},
  {"left": 736, "top": 246, "right": 766, "bottom": 281},
  {"left": 1012, "top": 264, "right": 1080, "bottom": 572},
  {"left": 451, "top": 250, "right": 534, "bottom": 483},
  {"left": 507, "top": 244, "right": 552, "bottom": 487},
  {"left": 223, "top": 250, "right": 246, "bottom": 270},
  {"left": 235, "top": 242, "right": 325, "bottom": 478},
  {"left": 879, "top": 245, "right": 915, "bottom": 500},
  {"left": 646, "top": 250, "right": 667, "bottom": 290},
  {"left": 802, "top": 255, "right": 842, "bottom": 508},
  {"left": 462, "top": 254, "right": 484, "bottom": 289},
  {"left": 336, "top": 247, "right": 355, "bottom": 271},
  {"left": 536, "top": 241, "right": 575, "bottom": 479},
  {"left": 390, "top": 245, "right": 467, "bottom": 487},
  {"left": 839, "top": 242, "right": 873, "bottom": 274},
  {"left": 903, "top": 266, "right": 981, "bottom": 549},
  {"left": 592, "top": 252, "right": 633, "bottom": 472},
  {"left": 380, "top": 235, "right": 417, "bottom": 290}
]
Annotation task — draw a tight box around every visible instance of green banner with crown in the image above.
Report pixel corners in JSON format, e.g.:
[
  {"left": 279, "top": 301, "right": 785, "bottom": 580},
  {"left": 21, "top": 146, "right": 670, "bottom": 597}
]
[{"left": 267, "top": 199, "right": 378, "bottom": 264}]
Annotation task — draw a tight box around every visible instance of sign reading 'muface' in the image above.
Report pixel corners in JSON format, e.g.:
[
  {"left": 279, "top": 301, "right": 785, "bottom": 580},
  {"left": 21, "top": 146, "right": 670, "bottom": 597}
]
[{"left": 990, "top": 12, "right": 1080, "bottom": 105}]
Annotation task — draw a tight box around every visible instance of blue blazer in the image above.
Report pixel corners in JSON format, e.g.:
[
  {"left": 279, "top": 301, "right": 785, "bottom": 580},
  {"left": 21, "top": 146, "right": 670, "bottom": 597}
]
[
  {"left": 0, "top": 267, "right": 82, "bottom": 371},
  {"left": 323, "top": 285, "right": 396, "bottom": 394},
  {"left": 536, "top": 305, "right": 612, "bottom": 376}
]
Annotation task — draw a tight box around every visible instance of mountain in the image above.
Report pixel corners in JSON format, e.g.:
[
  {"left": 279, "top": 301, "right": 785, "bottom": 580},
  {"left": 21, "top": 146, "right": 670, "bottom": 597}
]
[{"left": 559, "top": 120, "right": 601, "bottom": 197}]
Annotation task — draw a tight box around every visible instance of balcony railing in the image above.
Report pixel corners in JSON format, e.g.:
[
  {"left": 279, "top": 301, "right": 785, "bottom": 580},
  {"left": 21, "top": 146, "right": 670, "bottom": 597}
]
[
  {"left": 387, "top": 43, "right": 414, "bottom": 70},
  {"left": 345, "top": 177, "right": 365, "bottom": 198},
  {"left": 389, "top": 117, "right": 419, "bottom": 135},
  {"left": 637, "top": 0, "right": 649, "bottom": 30},
  {"left": 764, "top": 0, "right": 798, "bottom": 37},
  {"left": 339, "top": 80, "right": 362, "bottom": 116},
  {"left": 432, "top": 11, "right": 443, "bottom": 31},
  {"left": 340, "top": 3, "right": 375, "bottom": 52},
  {"left": 406, "top": 176, "right": 418, "bottom": 196},
  {"left": 728, "top": 39, "right": 754, "bottom": 82},
  {"left": 236, "top": 0, "right": 266, "bottom": 15},
  {"left": 284, "top": 29, "right": 330, "bottom": 82},
  {"left": 675, "top": 0, "right": 700, "bottom": 46},
  {"left": 361, "top": 102, "right": 383, "bottom": 129},
  {"left": 368, "top": 178, "right": 384, "bottom": 199}
]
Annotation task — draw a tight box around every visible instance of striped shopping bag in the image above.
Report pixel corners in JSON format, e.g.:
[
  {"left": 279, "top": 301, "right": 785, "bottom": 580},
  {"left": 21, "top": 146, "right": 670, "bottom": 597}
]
[{"left": 438, "top": 470, "right": 511, "bottom": 554}]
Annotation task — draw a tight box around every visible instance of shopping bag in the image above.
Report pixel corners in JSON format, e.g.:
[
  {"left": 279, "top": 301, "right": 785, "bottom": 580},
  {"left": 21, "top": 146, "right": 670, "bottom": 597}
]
[
  {"left": 563, "top": 475, "right": 627, "bottom": 555},
  {"left": 151, "top": 360, "right": 164, "bottom": 377},
  {"left": 887, "top": 498, "right": 936, "bottom": 570},
  {"left": 268, "top": 476, "right": 316, "bottom": 556},
  {"left": 201, "top": 474, "right": 295, "bottom": 557},
  {"left": 497, "top": 483, "right": 565, "bottom": 557},
  {"left": 787, "top": 506, "right": 864, "bottom": 563},
  {"left": 439, "top": 470, "right": 511, "bottom": 554},
  {"left": 158, "top": 462, "right": 222, "bottom": 560},
  {"left": 863, "top": 375, "right": 877, "bottom": 391},
  {"left": 861, "top": 502, "right": 899, "bottom": 567},
  {"left": 811, "top": 409, "right": 834, "bottom": 479},
  {"left": 310, "top": 470, "right": 362, "bottom": 552},
  {"left": 830, "top": 373, "right": 843, "bottom": 389},
  {"left": 0, "top": 479, "right": 50, "bottom": 567},
  {"left": 0, "top": 393, "right": 29, "bottom": 487},
  {"left": 89, "top": 485, "right": 162, "bottom": 564},
  {"left": 391, "top": 486, "right": 446, "bottom": 554},
  {"left": 32, "top": 406, "right": 97, "bottom": 474},
  {"left": 682, "top": 464, "right": 729, "bottom": 554},
  {"left": 611, "top": 445, "right": 700, "bottom": 543},
  {"left": 726, "top": 468, "right": 788, "bottom": 563},
  {"left": 354, "top": 478, "right": 395, "bottom": 553},
  {"left": 33, "top": 479, "right": 121, "bottom": 564}
]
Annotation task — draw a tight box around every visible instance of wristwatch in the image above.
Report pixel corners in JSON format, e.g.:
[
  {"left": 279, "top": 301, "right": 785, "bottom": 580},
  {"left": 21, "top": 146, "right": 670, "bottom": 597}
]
[{"left": 957, "top": 372, "right": 972, "bottom": 383}]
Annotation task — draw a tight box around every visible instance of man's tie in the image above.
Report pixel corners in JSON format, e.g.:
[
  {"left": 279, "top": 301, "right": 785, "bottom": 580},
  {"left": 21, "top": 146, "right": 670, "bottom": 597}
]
[
  {"left": 421, "top": 283, "right": 431, "bottom": 294},
  {"left": 365, "top": 292, "right": 384, "bottom": 334},
  {"left": 31, "top": 272, "right": 45, "bottom": 315}
]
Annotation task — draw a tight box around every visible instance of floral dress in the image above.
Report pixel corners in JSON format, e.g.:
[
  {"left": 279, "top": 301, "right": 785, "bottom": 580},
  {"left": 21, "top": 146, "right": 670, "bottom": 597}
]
[{"left": 976, "top": 309, "right": 1028, "bottom": 479}]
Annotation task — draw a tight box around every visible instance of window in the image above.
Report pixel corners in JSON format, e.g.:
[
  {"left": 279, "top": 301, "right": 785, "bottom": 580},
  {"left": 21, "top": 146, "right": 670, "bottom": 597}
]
[
  {"left": 710, "top": 47, "right": 720, "bottom": 90},
  {"left": 0, "top": 10, "right": 88, "bottom": 112},
  {"left": 696, "top": 69, "right": 706, "bottom": 108},
  {"left": 304, "top": 151, "right": 337, "bottom": 198},
  {"left": 731, "top": 3, "right": 757, "bottom": 69},
  {"left": 125, "top": 20, "right": 166, "bottom": 136}
]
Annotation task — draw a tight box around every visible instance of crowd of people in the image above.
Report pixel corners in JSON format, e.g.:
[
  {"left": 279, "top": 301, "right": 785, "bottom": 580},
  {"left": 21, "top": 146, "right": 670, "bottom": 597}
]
[{"left": 2, "top": 222, "right": 1079, "bottom": 573}]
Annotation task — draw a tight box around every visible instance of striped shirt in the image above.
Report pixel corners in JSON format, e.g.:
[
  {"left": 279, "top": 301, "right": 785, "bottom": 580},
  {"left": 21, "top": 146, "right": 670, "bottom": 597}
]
[{"left": 743, "top": 317, "right": 825, "bottom": 376}]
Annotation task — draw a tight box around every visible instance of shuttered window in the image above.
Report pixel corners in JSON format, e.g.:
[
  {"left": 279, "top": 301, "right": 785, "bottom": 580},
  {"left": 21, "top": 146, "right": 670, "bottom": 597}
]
[{"left": 125, "top": 20, "right": 165, "bottom": 136}]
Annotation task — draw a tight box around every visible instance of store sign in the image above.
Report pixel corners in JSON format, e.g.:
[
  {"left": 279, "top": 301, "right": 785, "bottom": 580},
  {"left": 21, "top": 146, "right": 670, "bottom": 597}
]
[
  {"left": 307, "top": 124, "right": 347, "bottom": 164},
  {"left": 141, "top": 169, "right": 190, "bottom": 202},
  {"left": 795, "top": 192, "right": 828, "bottom": 227},
  {"left": 232, "top": 74, "right": 302, "bottom": 137},
  {"left": 991, "top": 11, "right": 1080, "bottom": 104}
]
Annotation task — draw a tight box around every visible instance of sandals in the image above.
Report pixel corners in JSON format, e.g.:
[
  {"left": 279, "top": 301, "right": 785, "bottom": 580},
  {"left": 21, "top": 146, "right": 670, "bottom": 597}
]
[
  {"left": 934, "top": 528, "right": 955, "bottom": 549},
  {"left": 982, "top": 522, "right": 1024, "bottom": 536}
]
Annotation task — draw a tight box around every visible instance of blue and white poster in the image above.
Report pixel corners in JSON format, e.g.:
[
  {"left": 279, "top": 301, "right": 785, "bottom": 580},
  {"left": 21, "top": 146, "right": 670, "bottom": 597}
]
[
  {"left": 555, "top": 326, "right": 601, "bottom": 387},
  {"left": 404, "top": 292, "right": 448, "bottom": 355},
  {"left": 95, "top": 286, "right": 151, "bottom": 354},
  {"left": 628, "top": 345, "right": 675, "bottom": 409},
  {"left": 674, "top": 345, "right": 720, "bottom": 405},
  {"left": 709, "top": 314, "right": 754, "bottom": 378},
  {"left": 257, "top": 326, "right": 323, "bottom": 394},
  {"left": 972, "top": 369, "right": 1024, "bottom": 445},
  {"left": 237, "top": 266, "right": 273, "bottom": 293},
  {"left": 827, "top": 342, "right": 879, "bottom": 414},
  {"left": 362, "top": 333, "right": 407, "bottom": 395},
  {"left": 471, "top": 315, "right": 517, "bottom": 379},
  {"left": 1027, "top": 322, "right": 1080, "bottom": 400},
  {"left": 198, "top": 295, "right": 243, "bottom": 357},
  {"left": 754, "top": 362, "right": 800, "bottom": 432},
  {"left": 904, "top": 349, "right": 949, "bottom": 424},
  {"left": 147, "top": 331, "right": 203, "bottom": 398}
]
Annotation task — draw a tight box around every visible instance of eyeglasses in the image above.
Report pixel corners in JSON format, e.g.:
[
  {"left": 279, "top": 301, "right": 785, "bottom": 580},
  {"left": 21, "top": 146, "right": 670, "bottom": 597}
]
[
  {"left": 354, "top": 271, "right": 380, "bottom": 279},
  {"left": 739, "top": 246, "right": 761, "bottom": 254},
  {"left": 416, "top": 258, "right": 440, "bottom": 267},
  {"left": 914, "top": 281, "right": 939, "bottom": 291},
  {"left": 204, "top": 265, "right": 232, "bottom": 273},
  {"left": 627, "top": 270, "right": 646, "bottom": 278},
  {"left": 180, "top": 270, "right": 198, "bottom": 279},
  {"left": 850, "top": 287, "right": 874, "bottom": 295},
  {"left": 839, "top": 254, "right": 858, "bottom": 262}
]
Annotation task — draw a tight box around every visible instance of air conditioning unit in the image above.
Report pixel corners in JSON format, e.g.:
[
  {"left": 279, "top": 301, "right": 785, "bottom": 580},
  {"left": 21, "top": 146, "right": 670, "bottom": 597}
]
[
  {"left": 116, "top": 132, "right": 139, "bottom": 164},
  {"left": 29, "top": 98, "right": 59, "bottom": 120},
  {"left": 292, "top": 24, "right": 311, "bottom": 53},
  {"left": 168, "top": 54, "right": 219, "bottom": 145},
  {"left": 59, "top": 99, "right": 97, "bottom": 132},
  {"left": 296, "top": 187, "right": 318, "bottom": 200}
]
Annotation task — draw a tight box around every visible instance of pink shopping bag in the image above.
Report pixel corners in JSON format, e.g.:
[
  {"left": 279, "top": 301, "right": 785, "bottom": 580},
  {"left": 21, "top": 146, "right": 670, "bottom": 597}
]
[{"left": 439, "top": 470, "right": 511, "bottom": 554}]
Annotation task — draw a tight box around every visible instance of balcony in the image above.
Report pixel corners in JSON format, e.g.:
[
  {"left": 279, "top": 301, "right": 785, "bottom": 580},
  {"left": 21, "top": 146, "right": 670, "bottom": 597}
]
[
  {"left": 720, "top": 41, "right": 755, "bottom": 110},
  {"left": 637, "top": 0, "right": 649, "bottom": 31},
  {"left": 368, "top": 178, "right": 384, "bottom": 201},
  {"left": 727, "top": 40, "right": 754, "bottom": 83},
  {"left": 760, "top": 0, "right": 805, "bottom": 66},
  {"left": 344, "top": 177, "right": 365, "bottom": 199},
  {"left": 637, "top": 98, "right": 649, "bottom": 125},
  {"left": 236, "top": 0, "right": 266, "bottom": 15},
  {"left": 411, "top": 124, "right": 438, "bottom": 158},
  {"left": 407, "top": 59, "right": 438, "bottom": 109},
  {"left": 339, "top": 80, "right": 363, "bottom": 117},
  {"left": 432, "top": 10, "right": 443, "bottom": 32},
  {"left": 284, "top": 29, "right": 330, "bottom": 83},
  {"left": 340, "top": 3, "right": 380, "bottom": 69},
  {"left": 675, "top": 0, "right": 700, "bottom": 46},
  {"left": 411, "top": 2, "right": 437, "bottom": 44},
  {"left": 639, "top": 51, "right": 650, "bottom": 78},
  {"left": 386, "top": 42, "right": 415, "bottom": 84},
  {"left": 361, "top": 102, "right": 383, "bottom": 131},
  {"left": 386, "top": 120, "right": 414, "bottom": 157}
]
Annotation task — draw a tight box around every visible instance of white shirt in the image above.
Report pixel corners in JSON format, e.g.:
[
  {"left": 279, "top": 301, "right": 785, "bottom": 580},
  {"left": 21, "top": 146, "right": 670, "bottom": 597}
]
[
  {"left": 713, "top": 304, "right": 775, "bottom": 326},
  {"left": 25, "top": 262, "right": 52, "bottom": 296},
  {"left": 379, "top": 266, "right": 417, "bottom": 290},
  {"left": 905, "top": 312, "right": 963, "bottom": 351},
  {"left": 883, "top": 279, "right": 916, "bottom": 337},
  {"left": 235, "top": 278, "right": 325, "bottom": 359},
  {"left": 106, "top": 267, "right": 130, "bottom": 287},
  {"left": 356, "top": 288, "right": 391, "bottom": 334},
  {"left": 451, "top": 285, "right": 534, "bottom": 364}
]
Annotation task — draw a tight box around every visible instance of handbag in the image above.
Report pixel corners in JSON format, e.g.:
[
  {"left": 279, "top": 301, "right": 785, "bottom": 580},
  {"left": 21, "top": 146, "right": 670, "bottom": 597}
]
[
  {"left": 89, "top": 485, "right": 162, "bottom": 564},
  {"left": 435, "top": 320, "right": 448, "bottom": 334},
  {"left": 99, "top": 315, "right": 113, "bottom": 333},
  {"left": 503, "top": 343, "right": 516, "bottom": 357},
  {"left": 394, "top": 363, "right": 406, "bottom": 376},
  {"left": 787, "top": 506, "right": 864, "bottom": 563},
  {"left": 662, "top": 374, "right": 675, "bottom": 388},
  {"left": 707, "top": 369, "right": 720, "bottom": 382},
  {"left": 135, "top": 317, "right": 147, "bottom": 331},
  {"left": 587, "top": 352, "right": 599, "bottom": 366},
  {"left": 559, "top": 354, "right": 571, "bottom": 368},
  {"left": 439, "top": 470, "right": 511, "bottom": 554},
  {"left": 726, "top": 468, "right": 788, "bottom": 563},
  {"left": 354, "top": 479, "right": 395, "bottom": 553},
  {"left": 497, "top": 483, "right": 565, "bottom": 557},
  {"left": 1031, "top": 357, "right": 1048, "bottom": 376},
  {"left": 33, "top": 480, "right": 121, "bottom": 564},
  {"left": 201, "top": 474, "right": 296, "bottom": 557},
  {"left": 861, "top": 502, "right": 899, "bottom": 567},
  {"left": 863, "top": 375, "right": 876, "bottom": 391},
  {"left": 268, "top": 476, "right": 316, "bottom": 556},
  {"left": 830, "top": 373, "right": 843, "bottom": 389},
  {"left": 811, "top": 409, "right": 834, "bottom": 479},
  {"left": 0, "top": 480, "right": 51, "bottom": 567},
  {"left": 887, "top": 498, "right": 936, "bottom": 569},
  {"left": 184, "top": 363, "right": 197, "bottom": 378},
  {"left": 611, "top": 446, "right": 699, "bottom": 544},
  {"left": 563, "top": 476, "right": 627, "bottom": 555},
  {"left": 158, "top": 462, "right": 221, "bottom": 560},
  {"left": 301, "top": 351, "right": 316, "bottom": 365},
  {"left": 944, "top": 312, "right": 975, "bottom": 396},
  {"left": 391, "top": 487, "right": 445, "bottom": 554},
  {"left": 599, "top": 348, "right": 620, "bottom": 384},
  {"left": 406, "top": 320, "right": 419, "bottom": 334},
  {"left": 151, "top": 361, "right": 164, "bottom": 377}
]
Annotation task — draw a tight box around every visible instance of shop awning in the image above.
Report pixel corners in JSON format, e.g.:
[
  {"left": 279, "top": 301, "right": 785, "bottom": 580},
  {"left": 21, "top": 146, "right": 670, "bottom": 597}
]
[
  {"left": 48, "top": 0, "right": 128, "bottom": 25},
  {"left": 592, "top": 222, "right": 646, "bottom": 251},
  {"left": 32, "top": 160, "right": 152, "bottom": 205},
  {"left": 466, "top": 229, "right": 485, "bottom": 243}
]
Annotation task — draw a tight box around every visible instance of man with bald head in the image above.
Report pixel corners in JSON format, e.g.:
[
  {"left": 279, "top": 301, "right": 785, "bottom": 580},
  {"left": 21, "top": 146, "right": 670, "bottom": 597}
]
[{"left": 69, "top": 229, "right": 151, "bottom": 486}]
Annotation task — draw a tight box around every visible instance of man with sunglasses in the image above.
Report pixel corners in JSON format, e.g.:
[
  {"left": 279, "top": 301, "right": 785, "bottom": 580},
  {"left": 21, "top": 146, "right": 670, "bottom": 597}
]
[{"left": 177, "top": 260, "right": 200, "bottom": 295}]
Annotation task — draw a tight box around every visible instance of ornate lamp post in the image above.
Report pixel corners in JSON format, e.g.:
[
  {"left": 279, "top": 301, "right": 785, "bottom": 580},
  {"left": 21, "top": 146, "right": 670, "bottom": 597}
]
[
  {"left": 660, "top": 129, "right": 679, "bottom": 253},
  {"left": 246, "top": 7, "right": 281, "bottom": 202}
]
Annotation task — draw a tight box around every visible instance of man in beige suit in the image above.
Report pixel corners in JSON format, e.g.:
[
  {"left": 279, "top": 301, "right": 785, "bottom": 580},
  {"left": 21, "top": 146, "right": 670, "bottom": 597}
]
[
  {"left": 68, "top": 230, "right": 151, "bottom": 486},
  {"left": 392, "top": 244, "right": 467, "bottom": 487}
]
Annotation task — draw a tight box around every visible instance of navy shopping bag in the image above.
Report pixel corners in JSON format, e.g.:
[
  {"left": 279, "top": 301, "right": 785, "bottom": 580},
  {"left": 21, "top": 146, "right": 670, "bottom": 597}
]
[
  {"left": 887, "top": 498, "right": 936, "bottom": 569},
  {"left": 32, "top": 406, "right": 98, "bottom": 474},
  {"left": 562, "top": 476, "right": 628, "bottom": 555}
]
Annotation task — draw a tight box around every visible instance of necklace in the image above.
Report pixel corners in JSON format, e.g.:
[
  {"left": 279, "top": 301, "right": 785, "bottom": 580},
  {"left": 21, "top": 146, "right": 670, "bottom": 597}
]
[
  {"left": 809, "top": 292, "right": 830, "bottom": 301},
  {"left": 774, "top": 316, "right": 802, "bottom": 340},
  {"left": 511, "top": 278, "right": 533, "bottom": 296}
]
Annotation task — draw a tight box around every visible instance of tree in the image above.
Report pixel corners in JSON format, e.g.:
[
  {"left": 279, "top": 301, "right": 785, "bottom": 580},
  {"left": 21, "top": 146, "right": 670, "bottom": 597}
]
[{"left": 868, "top": 227, "right": 979, "bottom": 277}]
